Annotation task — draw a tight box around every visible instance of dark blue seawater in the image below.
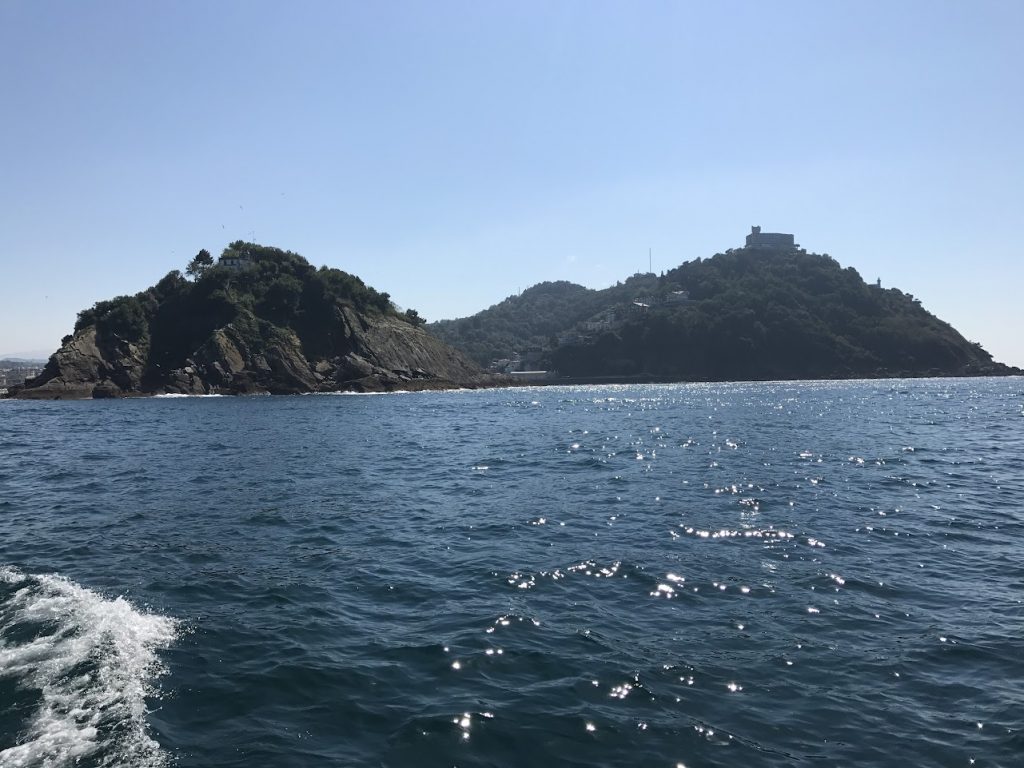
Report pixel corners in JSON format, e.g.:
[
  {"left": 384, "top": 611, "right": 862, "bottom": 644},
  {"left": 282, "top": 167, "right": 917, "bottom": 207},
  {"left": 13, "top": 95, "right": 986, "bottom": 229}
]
[{"left": 2, "top": 379, "right": 1023, "bottom": 767}]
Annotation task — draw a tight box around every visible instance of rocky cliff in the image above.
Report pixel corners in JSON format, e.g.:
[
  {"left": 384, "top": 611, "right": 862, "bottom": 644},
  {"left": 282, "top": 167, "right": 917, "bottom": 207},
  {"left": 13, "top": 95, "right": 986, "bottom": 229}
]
[{"left": 11, "top": 242, "right": 503, "bottom": 399}]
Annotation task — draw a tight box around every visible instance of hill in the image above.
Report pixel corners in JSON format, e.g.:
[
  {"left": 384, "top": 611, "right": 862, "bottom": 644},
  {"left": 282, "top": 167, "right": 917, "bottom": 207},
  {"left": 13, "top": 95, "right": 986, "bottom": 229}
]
[
  {"left": 429, "top": 246, "right": 1017, "bottom": 381},
  {"left": 11, "top": 242, "right": 498, "bottom": 399},
  {"left": 428, "top": 274, "right": 661, "bottom": 367}
]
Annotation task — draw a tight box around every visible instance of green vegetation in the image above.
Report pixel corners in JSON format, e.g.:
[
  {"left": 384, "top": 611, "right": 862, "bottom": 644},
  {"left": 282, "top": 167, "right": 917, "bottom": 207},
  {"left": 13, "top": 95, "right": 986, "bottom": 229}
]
[
  {"left": 429, "top": 275, "right": 660, "bottom": 366},
  {"left": 185, "top": 249, "right": 214, "bottom": 279},
  {"left": 67, "top": 241, "right": 1013, "bottom": 388},
  {"left": 73, "top": 241, "right": 419, "bottom": 379},
  {"left": 429, "top": 248, "right": 1012, "bottom": 380}
]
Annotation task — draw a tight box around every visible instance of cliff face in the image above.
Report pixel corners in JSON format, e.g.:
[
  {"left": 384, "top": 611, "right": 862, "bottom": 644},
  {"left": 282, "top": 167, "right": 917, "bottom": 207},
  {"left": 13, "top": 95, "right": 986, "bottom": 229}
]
[
  {"left": 12, "top": 243, "right": 500, "bottom": 399},
  {"left": 15, "top": 327, "right": 150, "bottom": 399}
]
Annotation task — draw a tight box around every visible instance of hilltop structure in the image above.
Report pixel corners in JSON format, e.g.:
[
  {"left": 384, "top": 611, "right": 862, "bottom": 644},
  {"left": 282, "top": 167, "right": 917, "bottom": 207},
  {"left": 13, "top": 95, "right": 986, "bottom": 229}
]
[
  {"left": 745, "top": 225, "right": 796, "bottom": 251},
  {"left": 218, "top": 246, "right": 257, "bottom": 270}
]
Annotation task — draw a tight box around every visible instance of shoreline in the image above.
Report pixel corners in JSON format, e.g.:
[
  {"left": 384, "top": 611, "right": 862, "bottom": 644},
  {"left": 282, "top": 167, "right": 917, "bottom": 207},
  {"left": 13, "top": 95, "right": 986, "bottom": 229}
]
[
  {"left": 4, "top": 370, "right": 1021, "bottom": 400},
  {"left": 529, "top": 368, "right": 1021, "bottom": 387}
]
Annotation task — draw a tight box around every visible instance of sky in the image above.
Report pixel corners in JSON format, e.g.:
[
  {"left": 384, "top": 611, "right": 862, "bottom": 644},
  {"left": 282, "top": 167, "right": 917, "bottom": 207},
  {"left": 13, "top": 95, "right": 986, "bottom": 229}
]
[{"left": 1, "top": 1, "right": 1022, "bottom": 365}]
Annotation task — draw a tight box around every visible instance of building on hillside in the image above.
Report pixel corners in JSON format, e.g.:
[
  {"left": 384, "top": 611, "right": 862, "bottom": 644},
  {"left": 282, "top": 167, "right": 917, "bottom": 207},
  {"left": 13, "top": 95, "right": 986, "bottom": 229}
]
[
  {"left": 219, "top": 247, "right": 256, "bottom": 271},
  {"left": 745, "top": 225, "right": 797, "bottom": 251},
  {"left": 664, "top": 290, "right": 690, "bottom": 305}
]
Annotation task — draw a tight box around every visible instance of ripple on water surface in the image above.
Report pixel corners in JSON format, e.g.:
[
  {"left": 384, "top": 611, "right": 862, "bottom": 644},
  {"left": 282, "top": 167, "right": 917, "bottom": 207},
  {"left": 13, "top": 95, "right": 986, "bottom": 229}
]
[{"left": 0, "top": 379, "right": 1022, "bottom": 766}]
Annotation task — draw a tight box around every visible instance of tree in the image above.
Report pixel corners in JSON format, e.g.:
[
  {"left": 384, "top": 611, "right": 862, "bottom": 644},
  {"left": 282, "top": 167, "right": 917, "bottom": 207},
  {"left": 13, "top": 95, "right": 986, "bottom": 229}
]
[
  {"left": 258, "top": 274, "right": 303, "bottom": 321},
  {"left": 404, "top": 308, "right": 426, "bottom": 326},
  {"left": 186, "top": 249, "right": 214, "bottom": 280}
]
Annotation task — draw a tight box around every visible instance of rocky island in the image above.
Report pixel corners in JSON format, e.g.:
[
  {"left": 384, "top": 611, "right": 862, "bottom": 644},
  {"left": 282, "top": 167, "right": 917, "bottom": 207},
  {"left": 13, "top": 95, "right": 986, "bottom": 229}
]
[{"left": 10, "top": 243, "right": 503, "bottom": 399}]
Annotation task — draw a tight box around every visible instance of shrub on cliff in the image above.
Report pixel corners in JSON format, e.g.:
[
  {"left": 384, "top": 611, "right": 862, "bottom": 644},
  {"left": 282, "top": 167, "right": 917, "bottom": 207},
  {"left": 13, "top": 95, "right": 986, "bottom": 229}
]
[{"left": 76, "top": 295, "right": 150, "bottom": 343}]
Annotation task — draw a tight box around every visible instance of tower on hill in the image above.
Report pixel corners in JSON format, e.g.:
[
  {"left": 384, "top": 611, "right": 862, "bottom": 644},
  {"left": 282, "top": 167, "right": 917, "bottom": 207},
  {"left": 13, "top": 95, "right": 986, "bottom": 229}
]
[{"left": 745, "top": 225, "right": 797, "bottom": 251}]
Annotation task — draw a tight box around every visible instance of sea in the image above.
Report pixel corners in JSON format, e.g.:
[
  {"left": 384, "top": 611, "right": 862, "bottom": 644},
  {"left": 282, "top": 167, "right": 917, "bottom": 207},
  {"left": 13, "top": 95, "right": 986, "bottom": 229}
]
[{"left": 1, "top": 378, "right": 1022, "bottom": 768}]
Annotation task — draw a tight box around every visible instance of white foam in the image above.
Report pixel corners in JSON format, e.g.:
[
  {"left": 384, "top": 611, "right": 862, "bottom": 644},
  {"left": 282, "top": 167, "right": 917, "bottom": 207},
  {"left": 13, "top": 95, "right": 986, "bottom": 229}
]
[
  {"left": 0, "top": 566, "right": 25, "bottom": 585},
  {"left": 305, "top": 389, "right": 418, "bottom": 396},
  {"left": 153, "top": 393, "right": 226, "bottom": 398},
  {"left": 0, "top": 567, "right": 177, "bottom": 768},
  {"left": 305, "top": 387, "right": 477, "bottom": 396}
]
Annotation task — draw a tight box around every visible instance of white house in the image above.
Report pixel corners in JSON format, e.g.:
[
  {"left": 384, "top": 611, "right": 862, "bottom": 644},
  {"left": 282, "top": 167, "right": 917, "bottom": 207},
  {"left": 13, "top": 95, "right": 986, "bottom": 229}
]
[{"left": 219, "top": 249, "right": 256, "bottom": 271}]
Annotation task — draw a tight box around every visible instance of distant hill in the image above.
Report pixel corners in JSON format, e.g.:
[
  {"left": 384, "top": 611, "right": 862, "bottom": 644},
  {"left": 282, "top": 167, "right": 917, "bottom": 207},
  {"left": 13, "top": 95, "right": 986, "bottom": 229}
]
[
  {"left": 429, "top": 274, "right": 661, "bottom": 366},
  {"left": 429, "top": 246, "right": 1017, "bottom": 381},
  {"left": 11, "top": 242, "right": 497, "bottom": 399}
]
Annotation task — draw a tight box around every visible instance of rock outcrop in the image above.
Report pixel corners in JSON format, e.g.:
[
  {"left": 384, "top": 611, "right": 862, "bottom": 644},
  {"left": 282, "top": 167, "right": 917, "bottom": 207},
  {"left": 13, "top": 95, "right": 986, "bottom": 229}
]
[
  {"left": 14, "top": 327, "right": 149, "bottom": 399},
  {"left": 13, "top": 312, "right": 497, "bottom": 399},
  {"left": 10, "top": 242, "right": 506, "bottom": 399}
]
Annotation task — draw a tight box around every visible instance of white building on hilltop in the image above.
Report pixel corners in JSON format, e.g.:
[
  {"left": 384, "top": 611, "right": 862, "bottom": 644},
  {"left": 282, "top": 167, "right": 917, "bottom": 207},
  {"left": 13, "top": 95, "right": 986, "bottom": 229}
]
[{"left": 218, "top": 247, "right": 257, "bottom": 271}]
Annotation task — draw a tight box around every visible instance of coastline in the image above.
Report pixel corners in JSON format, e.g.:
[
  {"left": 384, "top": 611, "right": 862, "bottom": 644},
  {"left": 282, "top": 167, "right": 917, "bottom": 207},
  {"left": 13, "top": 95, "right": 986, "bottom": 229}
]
[
  {"left": 4, "top": 370, "right": 1020, "bottom": 400},
  {"left": 529, "top": 367, "right": 1022, "bottom": 387}
]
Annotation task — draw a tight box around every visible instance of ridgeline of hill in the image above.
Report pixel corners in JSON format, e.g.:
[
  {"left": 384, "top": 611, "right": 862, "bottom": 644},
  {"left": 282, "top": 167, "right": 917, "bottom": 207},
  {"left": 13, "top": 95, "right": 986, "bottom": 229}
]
[
  {"left": 11, "top": 242, "right": 499, "bottom": 399},
  {"left": 429, "top": 247, "right": 1017, "bottom": 381}
]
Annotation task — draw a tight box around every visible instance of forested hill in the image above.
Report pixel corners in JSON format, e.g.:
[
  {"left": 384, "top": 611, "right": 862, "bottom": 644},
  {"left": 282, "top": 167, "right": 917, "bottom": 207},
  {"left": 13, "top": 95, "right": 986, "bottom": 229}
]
[
  {"left": 13, "top": 242, "right": 491, "bottom": 398},
  {"left": 428, "top": 274, "right": 661, "bottom": 366},
  {"left": 429, "top": 247, "right": 1017, "bottom": 381}
]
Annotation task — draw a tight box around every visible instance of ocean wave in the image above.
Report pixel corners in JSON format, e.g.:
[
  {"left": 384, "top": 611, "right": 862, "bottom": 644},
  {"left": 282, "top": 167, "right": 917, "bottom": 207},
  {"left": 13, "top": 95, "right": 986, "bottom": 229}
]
[{"left": 0, "top": 566, "right": 177, "bottom": 768}]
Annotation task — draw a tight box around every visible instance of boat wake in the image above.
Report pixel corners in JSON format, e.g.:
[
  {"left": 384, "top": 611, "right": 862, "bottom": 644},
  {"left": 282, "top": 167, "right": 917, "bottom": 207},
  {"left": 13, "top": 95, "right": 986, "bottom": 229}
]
[{"left": 0, "top": 566, "right": 177, "bottom": 768}]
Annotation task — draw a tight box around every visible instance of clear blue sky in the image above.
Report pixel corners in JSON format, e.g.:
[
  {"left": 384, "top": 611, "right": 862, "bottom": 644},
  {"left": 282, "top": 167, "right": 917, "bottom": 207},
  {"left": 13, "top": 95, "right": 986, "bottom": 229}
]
[{"left": 2, "top": 1, "right": 1021, "bottom": 365}]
